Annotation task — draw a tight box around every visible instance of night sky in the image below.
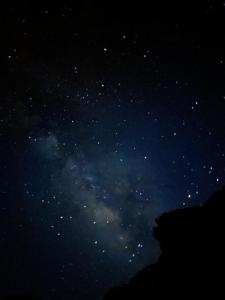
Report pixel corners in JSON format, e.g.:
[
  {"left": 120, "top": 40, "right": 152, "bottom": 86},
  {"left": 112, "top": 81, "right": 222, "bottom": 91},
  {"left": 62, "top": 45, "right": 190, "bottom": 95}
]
[{"left": 1, "top": 2, "right": 225, "bottom": 299}]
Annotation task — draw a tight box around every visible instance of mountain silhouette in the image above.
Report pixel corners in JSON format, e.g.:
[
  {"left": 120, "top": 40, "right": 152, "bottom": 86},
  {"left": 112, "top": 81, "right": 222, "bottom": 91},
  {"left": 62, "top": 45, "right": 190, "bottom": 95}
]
[{"left": 104, "top": 187, "right": 225, "bottom": 299}]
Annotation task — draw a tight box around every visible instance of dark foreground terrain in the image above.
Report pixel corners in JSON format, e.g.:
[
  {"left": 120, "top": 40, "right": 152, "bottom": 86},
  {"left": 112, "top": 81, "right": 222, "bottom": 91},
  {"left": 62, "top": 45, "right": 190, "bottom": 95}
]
[{"left": 104, "top": 187, "right": 225, "bottom": 299}]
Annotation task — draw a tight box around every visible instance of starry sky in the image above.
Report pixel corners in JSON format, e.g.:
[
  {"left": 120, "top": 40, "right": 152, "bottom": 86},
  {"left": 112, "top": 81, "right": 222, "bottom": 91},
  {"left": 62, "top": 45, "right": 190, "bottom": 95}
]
[{"left": 1, "top": 2, "right": 225, "bottom": 300}]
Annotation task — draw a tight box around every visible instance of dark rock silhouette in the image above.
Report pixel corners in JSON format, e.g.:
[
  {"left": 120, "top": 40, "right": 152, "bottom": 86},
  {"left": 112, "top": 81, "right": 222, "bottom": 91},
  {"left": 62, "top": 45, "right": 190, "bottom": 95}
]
[{"left": 104, "top": 187, "right": 225, "bottom": 299}]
